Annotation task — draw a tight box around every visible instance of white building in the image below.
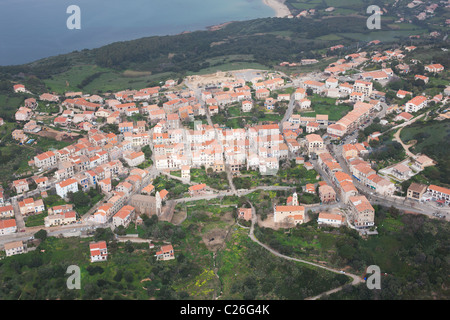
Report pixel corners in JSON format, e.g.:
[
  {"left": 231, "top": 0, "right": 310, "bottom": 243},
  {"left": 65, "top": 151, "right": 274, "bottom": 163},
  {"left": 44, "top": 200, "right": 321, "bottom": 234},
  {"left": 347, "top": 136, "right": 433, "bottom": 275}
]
[
  {"left": 317, "top": 212, "right": 343, "bottom": 227},
  {"left": 90, "top": 241, "right": 108, "bottom": 262},
  {"left": 4, "top": 240, "right": 25, "bottom": 257},
  {"left": 405, "top": 96, "right": 427, "bottom": 113},
  {"left": 56, "top": 178, "right": 79, "bottom": 199}
]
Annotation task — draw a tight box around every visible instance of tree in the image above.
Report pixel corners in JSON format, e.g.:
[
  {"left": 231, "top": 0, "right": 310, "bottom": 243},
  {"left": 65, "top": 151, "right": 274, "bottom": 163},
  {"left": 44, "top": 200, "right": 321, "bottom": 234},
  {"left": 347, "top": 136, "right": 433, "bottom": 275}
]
[
  {"left": 124, "top": 270, "right": 134, "bottom": 283},
  {"left": 70, "top": 190, "right": 90, "bottom": 207},
  {"left": 94, "top": 228, "right": 114, "bottom": 242},
  {"left": 125, "top": 241, "right": 135, "bottom": 253},
  {"left": 34, "top": 229, "right": 47, "bottom": 241}
]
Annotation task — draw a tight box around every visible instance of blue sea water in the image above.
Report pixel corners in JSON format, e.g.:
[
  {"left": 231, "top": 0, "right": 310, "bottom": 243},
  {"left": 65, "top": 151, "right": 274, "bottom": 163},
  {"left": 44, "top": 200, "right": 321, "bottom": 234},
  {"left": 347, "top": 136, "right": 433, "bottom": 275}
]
[{"left": 0, "top": 0, "right": 274, "bottom": 66}]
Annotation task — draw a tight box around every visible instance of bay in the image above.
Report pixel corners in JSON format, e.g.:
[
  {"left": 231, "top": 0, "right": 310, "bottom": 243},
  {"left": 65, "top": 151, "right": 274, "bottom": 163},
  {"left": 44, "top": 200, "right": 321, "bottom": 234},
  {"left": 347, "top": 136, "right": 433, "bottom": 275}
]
[{"left": 0, "top": 0, "right": 274, "bottom": 66}]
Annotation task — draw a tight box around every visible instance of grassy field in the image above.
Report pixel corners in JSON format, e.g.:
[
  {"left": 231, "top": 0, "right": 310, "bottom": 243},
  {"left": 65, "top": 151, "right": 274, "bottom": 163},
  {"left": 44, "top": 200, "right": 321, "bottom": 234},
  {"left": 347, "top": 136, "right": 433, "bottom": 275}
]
[
  {"left": 0, "top": 138, "right": 36, "bottom": 184},
  {"left": 400, "top": 119, "right": 450, "bottom": 154},
  {"left": 43, "top": 65, "right": 174, "bottom": 94},
  {"left": 190, "top": 168, "right": 230, "bottom": 191},
  {"left": 298, "top": 95, "right": 352, "bottom": 121},
  {"left": 24, "top": 212, "right": 48, "bottom": 227},
  {"left": 0, "top": 94, "right": 25, "bottom": 120},
  {"left": 234, "top": 163, "right": 319, "bottom": 190},
  {"left": 340, "top": 28, "right": 427, "bottom": 43},
  {"left": 189, "top": 55, "right": 268, "bottom": 76},
  {"left": 216, "top": 227, "right": 350, "bottom": 299}
]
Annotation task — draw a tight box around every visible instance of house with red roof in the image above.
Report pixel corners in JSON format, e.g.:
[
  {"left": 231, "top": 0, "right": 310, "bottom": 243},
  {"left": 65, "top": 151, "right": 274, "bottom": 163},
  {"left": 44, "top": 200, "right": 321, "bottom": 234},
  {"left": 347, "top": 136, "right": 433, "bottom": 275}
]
[
  {"left": 155, "top": 244, "right": 175, "bottom": 261},
  {"left": 395, "top": 112, "right": 413, "bottom": 122},
  {"left": 90, "top": 241, "right": 108, "bottom": 262},
  {"left": 112, "top": 205, "right": 135, "bottom": 228},
  {"left": 238, "top": 208, "right": 252, "bottom": 221},
  {"left": 405, "top": 96, "right": 427, "bottom": 113},
  {"left": 317, "top": 212, "right": 343, "bottom": 227},
  {"left": 56, "top": 178, "right": 79, "bottom": 199},
  {"left": 188, "top": 183, "right": 207, "bottom": 197},
  {"left": 0, "top": 219, "right": 17, "bottom": 235},
  {"left": 425, "top": 64, "right": 444, "bottom": 73},
  {"left": 13, "top": 84, "right": 26, "bottom": 93}
]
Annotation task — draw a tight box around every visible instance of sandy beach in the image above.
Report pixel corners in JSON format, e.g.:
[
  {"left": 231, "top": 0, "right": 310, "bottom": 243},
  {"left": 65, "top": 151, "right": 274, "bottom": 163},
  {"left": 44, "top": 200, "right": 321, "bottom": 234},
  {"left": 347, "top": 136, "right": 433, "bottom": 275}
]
[{"left": 262, "top": 0, "right": 291, "bottom": 18}]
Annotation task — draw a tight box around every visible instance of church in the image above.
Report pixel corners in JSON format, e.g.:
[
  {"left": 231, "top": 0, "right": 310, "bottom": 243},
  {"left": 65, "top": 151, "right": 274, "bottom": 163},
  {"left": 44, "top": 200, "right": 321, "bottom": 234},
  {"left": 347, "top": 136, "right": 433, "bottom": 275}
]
[
  {"left": 273, "top": 192, "right": 305, "bottom": 225},
  {"left": 130, "top": 191, "right": 162, "bottom": 217}
]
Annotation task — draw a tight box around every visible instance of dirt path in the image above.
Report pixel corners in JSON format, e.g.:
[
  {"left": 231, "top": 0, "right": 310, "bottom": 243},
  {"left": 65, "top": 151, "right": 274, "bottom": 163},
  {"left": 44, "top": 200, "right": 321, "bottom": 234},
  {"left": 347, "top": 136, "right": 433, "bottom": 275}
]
[{"left": 393, "top": 127, "right": 416, "bottom": 158}]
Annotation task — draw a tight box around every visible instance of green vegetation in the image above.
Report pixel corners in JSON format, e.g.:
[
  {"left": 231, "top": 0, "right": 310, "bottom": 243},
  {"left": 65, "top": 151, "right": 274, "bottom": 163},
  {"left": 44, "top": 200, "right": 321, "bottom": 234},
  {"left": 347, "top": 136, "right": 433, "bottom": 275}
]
[
  {"left": 234, "top": 161, "right": 319, "bottom": 190},
  {"left": 24, "top": 212, "right": 48, "bottom": 227},
  {"left": 28, "top": 134, "right": 74, "bottom": 153},
  {"left": 35, "top": 102, "right": 59, "bottom": 114},
  {"left": 211, "top": 104, "right": 284, "bottom": 129},
  {"left": 217, "top": 228, "right": 350, "bottom": 299},
  {"left": 256, "top": 205, "right": 450, "bottom": 299},
  {"left": 190, "top": 168, "right": 229, "bottom": 191},
  {"left": 399, "top": 119, "right": 450, "bottom": 186},
  {"left": 0, "top": 142, "right": 35, "bottom": 184},
  {"left": 67, "top": 188, "right": 104, "bottom": 216},
  {"left": 368, "top": 133, "right": 406, "bottom": 170},
  {"left": 137, "top": 145, "right": 153, "bottom": 169},
  {"left": 152, "top": 175, "right": 190, "bottom": 199},
  {"left": 0, "top": 93, "right": 25, "bottom": 121},
  {"left": 300, "top": 95, "right": 352, "bottom": 121}
]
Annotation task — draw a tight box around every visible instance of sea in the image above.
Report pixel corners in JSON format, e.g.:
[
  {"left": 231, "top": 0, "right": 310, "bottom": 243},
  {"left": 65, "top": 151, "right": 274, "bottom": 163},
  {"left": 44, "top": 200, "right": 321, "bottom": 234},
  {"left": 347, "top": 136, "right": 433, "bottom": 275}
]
[{"left": 0, "top": 0, "right": 274, "bottom": 66}]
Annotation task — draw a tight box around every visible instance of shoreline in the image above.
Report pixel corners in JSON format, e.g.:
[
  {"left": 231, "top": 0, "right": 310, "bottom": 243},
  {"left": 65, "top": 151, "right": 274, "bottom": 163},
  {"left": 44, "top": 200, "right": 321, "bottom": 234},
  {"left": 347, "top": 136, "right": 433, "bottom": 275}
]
[{"left": 262, "top": 0, "right": 291, "bottom": 18}]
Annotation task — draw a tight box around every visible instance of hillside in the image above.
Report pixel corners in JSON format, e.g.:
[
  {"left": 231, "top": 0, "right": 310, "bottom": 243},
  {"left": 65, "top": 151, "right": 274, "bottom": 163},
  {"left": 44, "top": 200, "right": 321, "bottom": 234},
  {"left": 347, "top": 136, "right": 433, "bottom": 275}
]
[{"left": 0, "top": 12, "right": 439, "bottom": 86}]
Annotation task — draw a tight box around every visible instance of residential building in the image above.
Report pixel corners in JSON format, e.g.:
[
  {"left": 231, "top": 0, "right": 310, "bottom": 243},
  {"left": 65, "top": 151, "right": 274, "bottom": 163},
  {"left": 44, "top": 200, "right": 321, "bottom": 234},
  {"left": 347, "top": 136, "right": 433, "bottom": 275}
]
[
  {"left": 424, "top": 64, "right": 444, "bottom": 73},
  {"left": 155, "top": 244, "right": 175, "bottom": 261},
  {"left": 317, "top": 212, "right": 343, "bottom": 227},
  {"left": 44, "top": 211, "right": 77, "bottom": 227},
  {"left": 238, "top": 208, "right": 252, "bottom": 221},
  {"left": 56, "top": 178, "right": 79, "bottom": 199},
  {"left": 123, "top": 151, "right": 145, "bottom": 167},
  {"left": 90, "top": 241, "right": 108, "bottom": 262},
  {"left": 305, "top": 134, "right": 325, "bottom": 155},
  {"left": 13, "top": 179, "right": 29, "bottom": 194},
  {"left": 4, "top": 241, "right": 25, "bottom": 257},
  {"left": 18, "top": 198, "right": 45, "bottom": 216},
  {"left": 112, "top": 205, "right": 135, "bottom": 228},
  {"left": 188, "top": 184, "right": 208, "bottom": 197},
  {"left": 407, "top": 183, "right": 428, "bottom": 201},
  {"left": 426, "top": 185, "right": 450, "bottom": 205},
  {"left": 319, "top": 185, "right": 336, "bottom": 203},
  {"left": 405, "top": 96, "right": 427, "bottom": 113},
  {"left": 0, "top": 219, "right": 17, "bottom": 235},
  {"left": 348, "top": 195, "right": 375, "bottom": 229},
  {"left": 0, "top": 205, "right": 14, "bottom": 218}
]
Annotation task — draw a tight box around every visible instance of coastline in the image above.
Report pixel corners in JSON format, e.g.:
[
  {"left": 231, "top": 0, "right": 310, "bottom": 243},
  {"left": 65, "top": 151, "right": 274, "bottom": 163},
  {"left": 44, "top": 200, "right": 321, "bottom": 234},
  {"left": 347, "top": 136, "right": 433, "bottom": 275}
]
[{"left": 262, "top": 0, "right": 291, "bottom": 18}]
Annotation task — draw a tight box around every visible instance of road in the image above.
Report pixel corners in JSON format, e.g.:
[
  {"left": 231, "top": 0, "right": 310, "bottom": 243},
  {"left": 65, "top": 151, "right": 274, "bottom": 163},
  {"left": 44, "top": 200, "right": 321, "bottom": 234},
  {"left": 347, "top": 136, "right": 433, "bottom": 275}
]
[
  {"left": 279, "top": 92, "right": 296, "bottom": 132},
  {"left": 11, "top": 197, "right": 25, "bottom": 231},
  {"left": 330, "top": 144, "right": 450, "bottom": 218}
]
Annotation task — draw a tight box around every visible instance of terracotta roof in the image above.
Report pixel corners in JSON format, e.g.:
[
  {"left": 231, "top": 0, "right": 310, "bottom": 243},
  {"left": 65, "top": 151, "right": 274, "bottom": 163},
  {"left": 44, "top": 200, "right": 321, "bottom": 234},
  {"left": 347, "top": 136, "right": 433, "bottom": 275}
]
[
  {"left": 318, "top": 212, "right": 343, "bottom": 221},
  {"left": 0, "top": 219, "right": 16, "bottom": 229},
  {"left": 275, "top": 205, "right": 305, "bottom": 212},
  {"left": 428, "top": 185, "right": 450, "bottom": 196},
  {"left": 59, "top": 178, "right": 77, "bottom": 188}
]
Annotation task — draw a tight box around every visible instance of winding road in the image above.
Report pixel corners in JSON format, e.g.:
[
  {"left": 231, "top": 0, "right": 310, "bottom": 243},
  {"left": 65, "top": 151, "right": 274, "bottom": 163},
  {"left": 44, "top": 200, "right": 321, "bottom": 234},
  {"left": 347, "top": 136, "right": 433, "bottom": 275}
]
[{"left": 246, "top": 201, "right": 364, "bottom": 300}]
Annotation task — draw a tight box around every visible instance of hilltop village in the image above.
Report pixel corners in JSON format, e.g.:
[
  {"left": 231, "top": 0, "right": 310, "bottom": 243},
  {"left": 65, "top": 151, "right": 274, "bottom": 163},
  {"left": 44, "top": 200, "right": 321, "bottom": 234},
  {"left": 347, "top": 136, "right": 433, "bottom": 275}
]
[{"left": 0, "top": 42, "right": 449, "bottom": 264}]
